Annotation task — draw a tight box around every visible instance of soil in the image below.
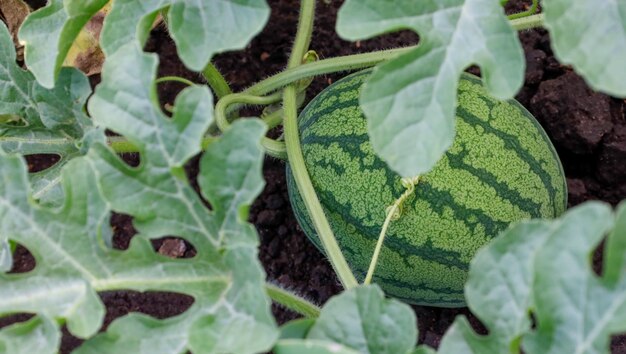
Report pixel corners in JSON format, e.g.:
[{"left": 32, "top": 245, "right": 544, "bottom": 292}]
[{"left": 2, "top": 0, "right": 626, "bottom": 353}]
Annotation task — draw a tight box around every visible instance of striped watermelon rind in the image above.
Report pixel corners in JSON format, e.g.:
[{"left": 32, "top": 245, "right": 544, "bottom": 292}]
[{"left": 286, "top": 70, "right": 567, "bottom": 307}]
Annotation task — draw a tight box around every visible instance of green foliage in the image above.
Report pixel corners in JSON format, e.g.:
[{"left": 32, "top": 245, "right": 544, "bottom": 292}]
[
  {"left": 336, "top": 0, "right": 626, "bottom": 177},
  {"left": 1, "top": 1, "right": 626, "bottom": 353},
  {"left": 336, "top": 0, "right": 524, "bottom": 177},
  {"left": 0, "top": 21, "right": 97, "bottom": 206},
  {"left": 307, "top": 286, "right": 417, "bottom": 354},
  {"left": 19, "top": 0, "right": 108, "bottom": 88},
  {"left": 542, "top": 0, "right": 626, "bottom": 96},
  {"left": 19, "top": 0, "right": 270, "bottom": 88},
  {"left": 436, "top": 202, "right": 626, "bottom": 354},
  {"left": 0, "top": 39, "right": 277, "bottom": 353}
]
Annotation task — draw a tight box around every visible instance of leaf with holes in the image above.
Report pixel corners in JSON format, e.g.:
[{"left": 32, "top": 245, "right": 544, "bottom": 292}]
[
  {"left": 335, "top": 0, "right": 524, "bottom": 177},
  {"left": 0, "top": 21, "right": 100, "bottom": 205},
  {"left": 307, "top": 285, "right": 417, "bottom": 354},
  {"left": 542, "top": 0, "right": 626, "bottom": 97},
  {"left": 83, "top": 40, "right": 277, "bottom": 353},
  {"left": 18, "top": 0, "right": 109, "bottom": 88},
  {"left": 430, "top": 201, "right": 626, "bottom": 354},
  {"left": 19, "top": 0, "right": 270, "bottom": 87},
  {"left": 0, "top": 40, "right": 277, "bottom": 354}
]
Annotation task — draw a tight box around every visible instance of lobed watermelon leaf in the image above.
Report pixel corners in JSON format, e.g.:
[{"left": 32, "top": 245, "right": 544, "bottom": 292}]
[
  {"left": 0, "top": 38, "right": 278, "bottom": 353},
  {"left": 542, "top": 0, "right": 626, "bottom": 97},
  {"left": 18, "top": 0, "right": 109, "bottom": 88},
  {"left": 19, "top": 0, "right": 269, "bottom": 88},
  {"left": 335, "top": 0, "right": 524, "bottom": 178},
  {"left": 273, "top": 339, "right": 361, "bottom": 354},
  {"left": 0, "top": 20, "right": 99, "bottom": 207},
  {"left": 307, "top": 285, "right": 417, "bottom": 354},
  {"left": 434, "top": 201, "right": 626, "bottom": 354}
]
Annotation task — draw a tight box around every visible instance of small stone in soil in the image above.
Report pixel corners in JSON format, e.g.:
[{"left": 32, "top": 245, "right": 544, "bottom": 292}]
[{"left": 158, "top": 238, "right": 187, "bottom": 258}]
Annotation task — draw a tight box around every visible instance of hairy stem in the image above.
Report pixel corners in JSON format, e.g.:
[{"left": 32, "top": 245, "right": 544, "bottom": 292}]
[
  {"left": 247, "top": 47, "right": 412, "bottom": 96},
  {"left": 202, "top": 62, "right": 232, "bottom": 99},
  {"left": 107, "top": 136, "right": 217, "bottom": 154},
  {"left": 154, "top": 76, "right": 196, "bottom": 86},
  {"left": 214, "top": 92, "right": 282, "bottom": 132},
  {"left": 265, "top": 283, "right": 320, "bottom": 318},
  {"left": 213, "top": 92, "right": 286, "bottom": 158},
  {"left": 508, "top": 0, "right": 539, "bottom": 20},
  {"left": 262, "top": 109, "right": 284, "bottom": 129},
  {"left": 282, "top": 0, "right": 358, "bottom": 290},
  {"left": 510, "top": 13, "right": 544, "bottom": 31},
  {"left": 364, "top": 176, "right": 420, "bottom": 285}
]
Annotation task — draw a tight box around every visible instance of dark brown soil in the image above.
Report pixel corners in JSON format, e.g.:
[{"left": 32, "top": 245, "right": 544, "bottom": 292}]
[{"left": 3, "top": 0, "right": 626, "bottom": 353}]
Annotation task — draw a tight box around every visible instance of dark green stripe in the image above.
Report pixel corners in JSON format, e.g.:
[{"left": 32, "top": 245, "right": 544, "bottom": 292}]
[
  {"left": 315, "top": 185, "right": 473, "bottom": 271},
  {"left": 446, "top": 149, "right": 542, "bottom": 216},
  {"left": 458, "top": 106, "right": 558, "bottom": 214},
  {"left": 416, "top": 181, "right": 509, "bottom": 239}
]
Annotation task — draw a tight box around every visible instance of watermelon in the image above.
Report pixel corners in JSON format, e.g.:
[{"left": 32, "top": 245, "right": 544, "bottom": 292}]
[{"left": 286, "top": 70, "right": 567, "bottom": 307}]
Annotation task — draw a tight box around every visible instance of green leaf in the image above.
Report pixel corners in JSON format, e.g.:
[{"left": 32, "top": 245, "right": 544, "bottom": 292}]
[
  {"left": 0, "top": 316, "right": 59, "bottom": 354},
  {"left": 274, "top": 339, "right": 360, "bottom": 354},
  {"left": 79, "top": 41, "right": 276, "bottom": 353},
  {"left": 18, "top": 0, "right": 108, "bottom": 88},
  {"left": 604, "top": 203, "right": 626, "bottom": 285},
  {"left": 101, "top": 0, "right": 269, "bottom": 71},
  {"left": 0, "top": 20, "right": 99, "bottom": 205},
  {"left": 280, "top": 319, "right": 316, "bottom": 340},
  {"left": 336, "top": 0, "right": 524, "bottom": 177},
  {"left": 434, "top": 201, "right": 626, "bottom": 354},
  {"left": 307, "top": 285, "right": 417, "bottom": 354},
  {"left": 523, "top": 202, "right": 622, "bottom": 354},
  {"left": 542, "top": 0, "right": 626, "bottom": 97}
]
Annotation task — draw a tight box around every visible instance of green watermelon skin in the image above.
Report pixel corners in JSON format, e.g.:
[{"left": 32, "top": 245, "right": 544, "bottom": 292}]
[{"left": 286, "top": 70, "right": 567, "bottom": 307}]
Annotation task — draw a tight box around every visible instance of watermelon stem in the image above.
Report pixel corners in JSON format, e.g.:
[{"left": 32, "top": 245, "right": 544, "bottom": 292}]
[
  {"left": 509, "top": 13, "right": 544, "bottom": 31},
  {"left": 214, "top": 92, "right": 288, "bottom": 159},
  {"left": 507, "top": 0, "right": 539, "bottom": 21},
  {"left": 201, "top": 62, "right": 232, "bottom": 100},
  {"left": 364, "top": 176, "right": 421, "bottom": 285},
  {"left": 265, "top": 283, "right": 321, "bottom": 318},
  {"left": 283, "top": 0, "right": 359, "bottom": 290}
]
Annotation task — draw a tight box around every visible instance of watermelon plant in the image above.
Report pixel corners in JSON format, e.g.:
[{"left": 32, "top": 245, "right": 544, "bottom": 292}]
[{"left": 0, "top": 0, "right": 625, "bottom": 353}]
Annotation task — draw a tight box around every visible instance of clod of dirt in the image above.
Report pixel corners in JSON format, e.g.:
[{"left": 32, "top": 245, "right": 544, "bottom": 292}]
[
  {"left": 596, "top": 124, "right": 626, "bottom": 185},
  {"left": 524, "top": 49, "right": 546, "bottom": 85},
  {"left": 530, "top": 71, "right": 615, "bottom": 156},
  {"left": 566, "top": 178, "right": 589, "bottom": 207},
  {"left": 158, "top": 238, "right": 187, "bottom": 258}
]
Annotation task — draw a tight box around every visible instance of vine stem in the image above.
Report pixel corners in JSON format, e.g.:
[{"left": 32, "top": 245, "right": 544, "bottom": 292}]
[
  {"left": 154, "top": 76, "right": 195, "bottom": 86},
  {"left": 510, "top": 13, "right": 543, "bottom": 31},
  {"left": 202, "top": 62, "right": 232, "bottom": 99},
  {"left": 364, "top": 176, "right": 420, "bottom": 285},
  {"left": 265, "top": 283, "right": 320, "bottom": 318},
  {"left": 283, "top": 0, "right": 358, "bottom": 289},
  {"left": 507, "top": 0, "right": 539, "bottom": 20},
  {"left": 213, "top": 92, "right": 287, "bottom": 159},
  {"left": 107, "top": 135, "right": 217, "bottom": 153},
  {"left": 247, "top": 47, "right": 412, "bottom": 96}
]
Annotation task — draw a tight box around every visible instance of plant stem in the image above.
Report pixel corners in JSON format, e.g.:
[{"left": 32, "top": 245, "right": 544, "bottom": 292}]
[
  {"left": 283, "top": 86, "right": 358, "bottom": 289},
  {"left": 287, "top": 0, "right": 315, "bottom": 69},
  {"left": 507, "top": 0, "right": 539, "bottom": 20},
  {"left": 202, "top": 62, "right": 232, "bottom": 99},
  {"left": 154, "top": 76, "right": 195, "bottom": 86},
  {"left": 282, "top": 0, "right": 358, "bottom": 290},
  {"left": 364, "top": 176, "right": 420, "bottom": 285},
  {"left": 265, "top": 283, "right": 320, "bottom": 318},
  {"left": 214, "top": 92, "right": 282, "bottom": 132},
  {"left": 247, "top": 47, "right": 412, "bottom": 96},
  {"left": 107, "top": 136, "right": 217, "bottom": 154},
  {"left": 262, "top": 109, "right": 283, "bottom": 129},
  {"left": 510, "top": 13, "right": 544, "bottom": 31}
]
